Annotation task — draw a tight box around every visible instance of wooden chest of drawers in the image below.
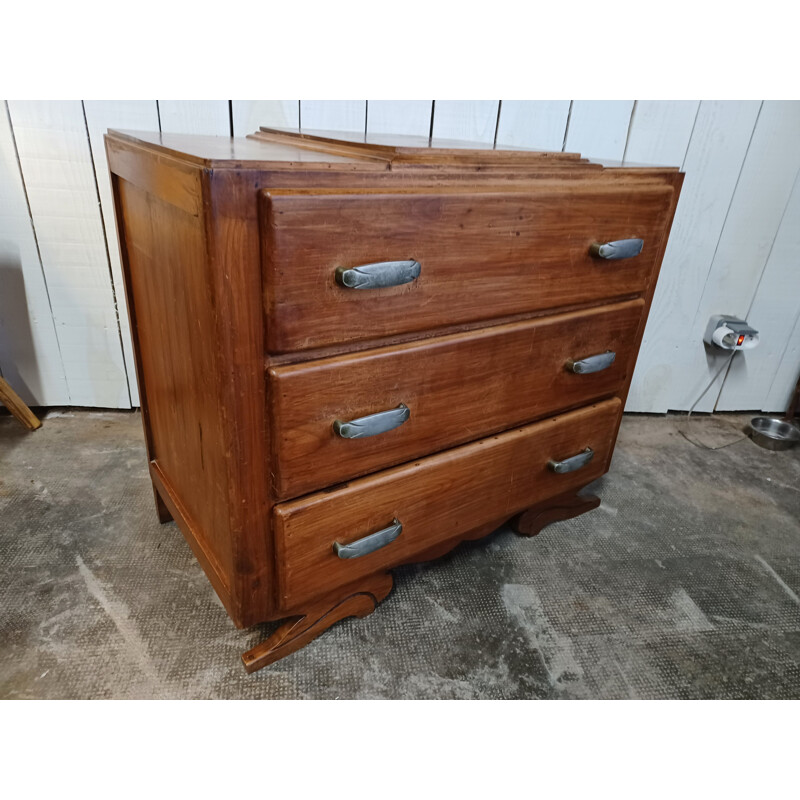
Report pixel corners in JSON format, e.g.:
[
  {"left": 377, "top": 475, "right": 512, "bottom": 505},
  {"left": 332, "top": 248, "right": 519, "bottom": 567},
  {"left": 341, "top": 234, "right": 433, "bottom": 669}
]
[{"left": 106, "top": 127, "right": 683, "bottom": 672}]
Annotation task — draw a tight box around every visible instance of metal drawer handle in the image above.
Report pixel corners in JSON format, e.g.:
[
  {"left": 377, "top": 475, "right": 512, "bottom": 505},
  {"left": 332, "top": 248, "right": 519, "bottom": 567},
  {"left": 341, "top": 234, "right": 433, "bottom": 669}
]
[
  {"left": 335, "top": 259, "right": 421, "bottom": 289},
  {"left": 333, "top": 519, "right": 403, "bottom": 559},
  {"left": 548, "top": 447, "right": 594, "bottom": 474},
  {"left": 566, "top": 351, "right": 616, "bottom": 374},
  {"left": 590, "top": 239, "right": 644, "bottom": 260},
  {"left": 334, "top": 403, "right": 410, "bottom": 439}
]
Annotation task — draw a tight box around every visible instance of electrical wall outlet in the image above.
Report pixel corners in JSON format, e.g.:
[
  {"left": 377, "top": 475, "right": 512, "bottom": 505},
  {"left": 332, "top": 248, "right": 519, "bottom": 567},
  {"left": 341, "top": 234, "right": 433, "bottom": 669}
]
[{"left": 703, "top": 315, "right": 760, "bottom": 350}]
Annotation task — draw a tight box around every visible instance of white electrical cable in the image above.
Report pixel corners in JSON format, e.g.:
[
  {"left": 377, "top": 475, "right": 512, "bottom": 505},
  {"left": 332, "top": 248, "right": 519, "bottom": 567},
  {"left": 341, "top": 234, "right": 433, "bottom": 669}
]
[
  {"left": 679, "top": 349, "right": 746, "bottom": 450},
  {"left": 687, "top": 348, "right": 738, "bottom": 418}
]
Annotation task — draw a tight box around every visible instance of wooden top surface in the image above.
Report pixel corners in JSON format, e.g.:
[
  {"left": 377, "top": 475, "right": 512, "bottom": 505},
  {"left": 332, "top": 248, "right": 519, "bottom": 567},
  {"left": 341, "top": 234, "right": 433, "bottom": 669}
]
[
  {"left": 107, "top": 129, "right": 384, "bottom": 169},
  {"left": 106, "top": 127, "right": 680, "bottom": 173},
  {"left": 252, "top": 127, "right": 588, "bottom": 161}
]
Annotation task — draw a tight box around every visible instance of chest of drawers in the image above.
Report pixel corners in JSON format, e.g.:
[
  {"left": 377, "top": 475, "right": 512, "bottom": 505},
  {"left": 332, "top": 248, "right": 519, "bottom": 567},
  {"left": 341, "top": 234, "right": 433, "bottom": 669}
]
[{"left": 106, "top": 127, "right": 683, "bottom": 673}]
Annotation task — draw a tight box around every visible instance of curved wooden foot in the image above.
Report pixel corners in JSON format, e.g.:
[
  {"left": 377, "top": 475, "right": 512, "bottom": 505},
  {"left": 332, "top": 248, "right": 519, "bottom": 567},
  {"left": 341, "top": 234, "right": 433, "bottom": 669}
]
[
  {"left": 510, "top": 489, "right": 600, "bottom": 537},
  {"left": 241, "top": 572, "right": 393, "bottom": 673}
]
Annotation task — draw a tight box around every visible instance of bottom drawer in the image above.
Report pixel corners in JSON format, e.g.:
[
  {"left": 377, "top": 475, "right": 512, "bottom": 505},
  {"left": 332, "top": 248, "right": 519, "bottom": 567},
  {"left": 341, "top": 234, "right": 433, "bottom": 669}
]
[{"left": 274, "top": 398, "right": 622, "bottom": 609}]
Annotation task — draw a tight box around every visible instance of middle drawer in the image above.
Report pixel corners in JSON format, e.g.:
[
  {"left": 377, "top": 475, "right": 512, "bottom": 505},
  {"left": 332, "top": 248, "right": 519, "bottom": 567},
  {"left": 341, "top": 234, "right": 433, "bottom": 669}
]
[{"left": 268, "top": 299, "right": 643, "bottom": 499}]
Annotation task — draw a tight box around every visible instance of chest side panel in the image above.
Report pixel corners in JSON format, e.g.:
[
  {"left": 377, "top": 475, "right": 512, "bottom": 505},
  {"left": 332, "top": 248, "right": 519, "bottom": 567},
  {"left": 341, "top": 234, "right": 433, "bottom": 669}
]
[{"left": 115, "top": 177, "right": 235, "bottom": 603}]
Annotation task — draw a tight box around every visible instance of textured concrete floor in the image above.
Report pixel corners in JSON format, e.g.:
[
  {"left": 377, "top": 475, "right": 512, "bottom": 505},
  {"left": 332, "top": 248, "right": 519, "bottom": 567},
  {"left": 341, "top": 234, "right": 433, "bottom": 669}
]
[{"left": 1, "top": 408, "right": 799, "bottom": 699}]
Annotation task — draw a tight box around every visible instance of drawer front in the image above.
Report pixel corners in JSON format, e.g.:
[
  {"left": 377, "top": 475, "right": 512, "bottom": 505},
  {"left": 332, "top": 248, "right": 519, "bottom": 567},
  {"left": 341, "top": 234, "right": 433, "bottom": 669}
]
[
  {"left": 261, "top": 183, "right": 674, "bottom": 353},
  {"left": 274, "top": 398, "right": 621, "bottom": 609},
  {"left": 269, "top": 299, "right": 643, "bottom": 499}
]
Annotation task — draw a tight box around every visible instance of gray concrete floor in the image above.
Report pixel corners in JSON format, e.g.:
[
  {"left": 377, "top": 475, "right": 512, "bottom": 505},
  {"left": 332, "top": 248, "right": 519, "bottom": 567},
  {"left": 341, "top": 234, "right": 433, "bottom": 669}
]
[{"left": 1, "top": 408, "right": 799, "bottom": 699}]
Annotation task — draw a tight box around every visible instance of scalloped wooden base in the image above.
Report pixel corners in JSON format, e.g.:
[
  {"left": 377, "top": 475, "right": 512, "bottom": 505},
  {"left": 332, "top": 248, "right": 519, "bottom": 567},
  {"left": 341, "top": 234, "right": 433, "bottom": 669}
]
[
  {"left": 510, "top": 488, "right": 600, "bottom": 537},
  {"left": 241, "top": 572, "right": 394, "bottom": 673},
  {"left": 240, "top": 488, "right": 600, "bottom": 673}
]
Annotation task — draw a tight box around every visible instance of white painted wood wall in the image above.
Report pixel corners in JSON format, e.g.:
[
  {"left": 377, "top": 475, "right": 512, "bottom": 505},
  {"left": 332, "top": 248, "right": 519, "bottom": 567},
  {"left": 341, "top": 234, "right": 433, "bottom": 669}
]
[{"left": 1, "top": 100, "right": 799, "bottom": 414}]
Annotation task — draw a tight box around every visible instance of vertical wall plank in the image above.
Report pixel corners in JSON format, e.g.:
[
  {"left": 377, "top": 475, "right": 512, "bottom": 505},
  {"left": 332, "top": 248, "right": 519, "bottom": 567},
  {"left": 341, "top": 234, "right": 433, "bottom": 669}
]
[
  {"left": 764, "top": 307, "right": 800, "bottom": 414},
  {"left": 83, "top": 101, "right": 160, "bottom": 407},
  {"left": 300, "top": 101, "right": 366, "bottom": 133},
  {"left": 431, "top": 101, "right": 499, "bottom": 145},
  {"left": 4, "top": 99, "right": 798, "bottom": 413},
  {"left": 683, "top": 100, "right": 800, "bottom": 413},
  {"left": 6, "top": 100, "right": 130, "bottom": 408},
  {"left": 495, "top": 101, "right": 571, "bottom": 151},
  {"left": 564, "top": 100, "right": 634, "bottom": 161},
  {"left": 716, "top": 163, "right": 800, "bottom": 411},
  {"left": 231, "top": 101, "right": 299, "bottom": 135},
  {"left": 0, "top": 104, "right": 68, "bottom": 405},
  {"left": 366, "top": 101, "right": 433, "bottom": 137},
  {"left": 623, "top": 100, "right": 699, "bottom": 166},
  {"left": 626, "top": 101, "right": 762, "bottom": 413},
  {"left": 158, "top": 100, "right": 230, "bottom": 135}
]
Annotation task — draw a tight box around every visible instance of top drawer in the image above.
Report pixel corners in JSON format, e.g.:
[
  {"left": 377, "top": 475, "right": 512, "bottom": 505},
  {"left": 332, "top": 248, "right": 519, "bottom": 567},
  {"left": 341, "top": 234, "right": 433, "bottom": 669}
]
[{"left": 261, "top": 182, "right": 675, "bottom": 353}]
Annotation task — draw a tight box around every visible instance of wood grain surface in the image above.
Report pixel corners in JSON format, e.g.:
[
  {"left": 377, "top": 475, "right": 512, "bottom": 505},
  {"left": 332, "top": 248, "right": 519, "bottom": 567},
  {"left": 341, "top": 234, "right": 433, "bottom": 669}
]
[
  {"left": 269, "top": 299, "right": 643, "bottom": 498},
  {"left": 273, "top": 399, "right": 622, "bottom": 608},
  {"left": 104, "top": 127, "right": 682, "bottom": 669},
  {"left": 116, "top": 178, "right": 234, "bottom": 588},
  {"left": 261, "top": 185, "right": 674, "bottom": 352}
]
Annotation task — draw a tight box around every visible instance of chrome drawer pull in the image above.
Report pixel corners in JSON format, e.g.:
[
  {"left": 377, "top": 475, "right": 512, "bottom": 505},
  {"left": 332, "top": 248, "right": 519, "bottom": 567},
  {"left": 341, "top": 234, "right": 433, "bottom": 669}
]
[
  {"left": 335, "top": 259, "right": 421, "bottom": 289},
  {"left": 566, "top": 350, "right": 616, "bottom": 374},
  {"left": 333, "top": 403, "right": 410, "bottom": 439},
  {"left": 548, "top": 447, "right": 594, "bottom": 474},
  {"left": 590, "top": 239, "right": 644, "bottom": 260},
  {"left": 333, "top": 519, "right": 403, "bottom": 559}
]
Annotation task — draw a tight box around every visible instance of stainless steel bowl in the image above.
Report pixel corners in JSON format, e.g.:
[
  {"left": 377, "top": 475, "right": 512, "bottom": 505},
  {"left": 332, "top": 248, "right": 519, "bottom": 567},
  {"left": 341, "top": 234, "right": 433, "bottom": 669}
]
[{"left": 747, "top": 416, "right": 800, "bottom": 451}]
